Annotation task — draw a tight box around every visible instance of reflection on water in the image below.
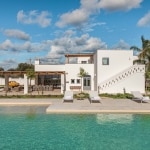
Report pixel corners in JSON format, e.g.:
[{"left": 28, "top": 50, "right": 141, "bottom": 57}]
[
  {"left": 96, "top": 114, "right": 133, "bottom": 124},
  {"left": 0, "top": 106, "right": 48, "bottom": 114},
  {"left": 26, "top": 107, "right": 37, "bottom": 119}
]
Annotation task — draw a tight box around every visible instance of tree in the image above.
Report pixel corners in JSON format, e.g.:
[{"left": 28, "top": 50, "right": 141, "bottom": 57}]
[
  {"left": 130, "top": 36, "right": 150, "bottom": 71},
  {"left": 77, "top": 67, "right": 88, "bottom": 92},
  {"left": 0, "top": 67, "right": 4, "bottom": 71},
  {"left": 7, "top": 68, "right": 16, "bottom": 71},
  {"left": 26, "top": 68, "right": 35, "bottom": 86},
  {"left": 0, "top": 67, "right": 4, "bottom": 77},
  {"left": 16, "top": 63, "right": 34, "bottom": 71}
]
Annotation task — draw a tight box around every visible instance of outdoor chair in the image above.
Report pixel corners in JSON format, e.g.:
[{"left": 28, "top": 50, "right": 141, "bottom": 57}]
[
  {"left": 131, "top": 91, "right": 150, "bottom": 103},
  {"left": 89, "top": 91, "right": 101, "bottom": 103},
  {"left": 63, "top": 91, "right": 74, "bottom": 102}
]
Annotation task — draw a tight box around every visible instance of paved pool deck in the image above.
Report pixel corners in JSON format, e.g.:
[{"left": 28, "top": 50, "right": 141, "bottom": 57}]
[{"left": 0, "top": 98, "right": 150, "bottom": 114}]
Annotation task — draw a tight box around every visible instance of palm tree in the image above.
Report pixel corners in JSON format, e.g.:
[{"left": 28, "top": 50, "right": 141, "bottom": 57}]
[
  {"left": 78, "top": 67, "right": 88, "bottom": 93},
  {"left": 131, "top": 36, "right": 150, "bottom": 93},
  {"left": 130, "top": 36, "right": 150, "bottom": 71},
  {"left": 26, "top": 68, "right": 35, "bottom": 86}
]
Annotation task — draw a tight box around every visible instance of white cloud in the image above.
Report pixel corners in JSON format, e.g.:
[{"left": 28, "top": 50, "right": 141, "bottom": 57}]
[
  {"left": 0, "top": 39, "right": 48, "bottom": 52},
  {"left": 99, "top": 0, "right": 143, "bottom": 11},
  {"left": 4, "top": 29, "right": 30, "bottom": 40},
  {"left": 17, "top": 10, "right": 51, "bottom": 27},
  {"left": 56, "top": 0, "right": 143, "bottom": 28},
  {"left": 0, "top": 59, "right": 18, "bottom": 70},
  {"left": 82, "top": 22, "right": 106, "bottom": 32},
  {"left": 80, "top": 0, "right": 100, "bottom": 12},
  {"left": 56, "top": 9, "right": 89, "bottom": 27},
  {"left": 137, "top": 12, "right": 150, "bottom": 27},
  {"left": 46, "top": 31, "right": 107, "bottom": 63},
  {"left": 111, "top": 39, "right": 130, "bottom": 49},
  {"left": 56, "top": 0, "right": 100, "bottom": 28},
  {"left": 0, "top": 39, "right": 13, "bottom": 50}
]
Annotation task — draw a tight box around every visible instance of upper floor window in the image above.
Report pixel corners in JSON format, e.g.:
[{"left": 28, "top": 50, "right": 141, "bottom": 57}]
[{"left": 102, "top": 57, "right": 109, "bottom": 65}]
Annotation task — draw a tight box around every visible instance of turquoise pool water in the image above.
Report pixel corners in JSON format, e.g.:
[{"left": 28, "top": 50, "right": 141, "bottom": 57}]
[{"left": 0, "top": 107, "right": 150, "bottom": 150}]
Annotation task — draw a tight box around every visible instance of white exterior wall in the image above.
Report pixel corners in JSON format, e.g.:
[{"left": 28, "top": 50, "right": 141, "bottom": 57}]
[
  {"left": 93, "top": 52, "right": 98, "bottom": 91},
  {"left": 96, "top": 50, "right": 145, "bottom": 94},
  {"left": 33, "top": 50, "right": 145, "bottom": 94},
  {"left": 0, "top": 78, "right": 5, "bottom": 85},
  {"left": 97, "top": 50, "right": 134, "bottom": 82},
  {"left": 100, "top": 73, "right": 145, "bottom": 94},
  {"left": 35, "top": 64, "right": 65, "bottom": 72},
  {"left": 77, "top": 57, "right": 91, "bottom": 63},
  {"left": 65, "top": 64, "right": 94, "bottom": 91}
]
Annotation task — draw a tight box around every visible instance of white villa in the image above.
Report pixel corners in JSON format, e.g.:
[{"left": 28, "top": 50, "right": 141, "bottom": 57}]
[{"left": 34, "top": 49, "right": 145, "bottom": 94}]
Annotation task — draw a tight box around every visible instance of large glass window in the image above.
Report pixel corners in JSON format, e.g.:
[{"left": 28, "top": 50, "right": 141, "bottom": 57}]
[
  {"left": 83, "top": 78, "right": 91, "bottom": 86},
  {"left": 102, "top": 57, "right": 109, "bottom": 65}
]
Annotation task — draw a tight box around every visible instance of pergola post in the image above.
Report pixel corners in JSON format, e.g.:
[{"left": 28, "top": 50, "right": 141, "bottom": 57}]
[
  {"left": 24, "top": 74, "right": 28, "bottom": 94},
  {"left": 4, "top": 74, "right": 9, "bottom": 92},
  {"left": 61, "top": 74, "right": 65, "bottom": 94}
]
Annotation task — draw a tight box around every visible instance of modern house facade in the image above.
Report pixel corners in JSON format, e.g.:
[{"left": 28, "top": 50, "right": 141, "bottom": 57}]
[{"left": 34, "top": 50, "right": 145, "bottom": 94}]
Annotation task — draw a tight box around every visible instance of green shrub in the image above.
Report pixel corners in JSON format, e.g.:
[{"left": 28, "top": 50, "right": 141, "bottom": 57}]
[
  {"left": 100, "top": 93, "right": 132, "bottom": 99},
  {"left": 0, "top": 94, "right": 64, "bottom": 99},
  {"left": 74, "top": 92, "right": 89, "bottom": 98}
]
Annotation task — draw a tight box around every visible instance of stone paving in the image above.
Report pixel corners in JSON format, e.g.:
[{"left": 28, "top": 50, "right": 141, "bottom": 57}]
[{"left": 0, "top": 97, "right": 150, "bottom": 114}]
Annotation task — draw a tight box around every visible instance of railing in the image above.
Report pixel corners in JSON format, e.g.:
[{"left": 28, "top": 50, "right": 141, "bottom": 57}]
[{"left": 99, "top": 65, "right": 145, "bottom": 92}]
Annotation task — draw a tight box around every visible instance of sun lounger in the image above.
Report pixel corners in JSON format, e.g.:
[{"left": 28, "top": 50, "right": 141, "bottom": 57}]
[
  {"left": 131, "top": 91, "right": 150, "bottom": 103},
  {"left": 63, "top": 91, "right": 74, "bottom": 102},
  {"left": 89, "top": 91, "right": 101, "bottom": 103}
]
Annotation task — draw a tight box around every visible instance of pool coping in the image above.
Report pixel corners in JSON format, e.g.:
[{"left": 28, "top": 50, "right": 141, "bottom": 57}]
[
  {"left": 46, "top": 109, "right": 150, "bottom": 114},
  {"left": 0, "top": 98, "right": 150, "bottom": 114}
]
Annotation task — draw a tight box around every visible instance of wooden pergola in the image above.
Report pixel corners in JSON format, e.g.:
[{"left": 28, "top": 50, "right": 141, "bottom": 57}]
[
  {"left": 0, "top": 71, "right": 65, "bottom": 75},
  {"left": 0, "top": 71, "right": 65, "bottom": 91}
]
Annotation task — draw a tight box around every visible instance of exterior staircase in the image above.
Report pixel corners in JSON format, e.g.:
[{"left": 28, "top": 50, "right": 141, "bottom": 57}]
[{"left": 98, "top": 65, "right": 145, "bottom": 92}]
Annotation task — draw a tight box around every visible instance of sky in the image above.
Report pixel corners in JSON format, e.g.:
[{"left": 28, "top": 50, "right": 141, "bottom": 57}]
[{"left": 0, "top": 0, "right": 150, "bottom": 70}]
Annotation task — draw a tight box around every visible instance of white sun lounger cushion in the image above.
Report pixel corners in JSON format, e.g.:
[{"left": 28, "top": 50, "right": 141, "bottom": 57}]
[
  {"left": 143, "top": 96, "right": 150, "bottom": 101},
  {"left": 92, "top": 96, "right": 101, "bottom": 100},
  {"left": 64, "top": 96, "right": 72, "bottom": 100}
]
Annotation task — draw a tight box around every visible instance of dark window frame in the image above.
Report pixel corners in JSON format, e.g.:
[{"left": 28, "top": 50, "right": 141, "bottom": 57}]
[
  {"left": 77, "top": 79, "right": 80, "bottom": 84},
  {"left": 71, "top": 79, "right": 75, "bottom": 84},
  {"left": 102, "top": 57, "right": 109, "bottom": 65}
]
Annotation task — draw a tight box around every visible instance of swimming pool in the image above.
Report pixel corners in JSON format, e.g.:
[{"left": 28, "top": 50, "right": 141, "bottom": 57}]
[{"left": 0, "top": 106, "right": 150, "bottom": 150}]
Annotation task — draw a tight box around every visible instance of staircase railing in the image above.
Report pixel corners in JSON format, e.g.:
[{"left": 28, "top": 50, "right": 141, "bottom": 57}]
[{"left": 98, "top": 65, "right": 145, "bottom": 92}]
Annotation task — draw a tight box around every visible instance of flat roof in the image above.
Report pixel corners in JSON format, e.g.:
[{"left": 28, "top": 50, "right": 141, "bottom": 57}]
[{"left": 65, "top": 53, "right": 94, "bottom": 57}]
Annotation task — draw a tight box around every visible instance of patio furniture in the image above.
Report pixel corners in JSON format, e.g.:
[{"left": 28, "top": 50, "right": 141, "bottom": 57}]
[
  {"left": 63, "top": 91, "right": 74, "bottom": 102},
  {"left": 89, "top": 91, "right": 101, "bottom": 103},
  {"left": 131, "top": 91, "right": 150, "bottom": 103}
]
